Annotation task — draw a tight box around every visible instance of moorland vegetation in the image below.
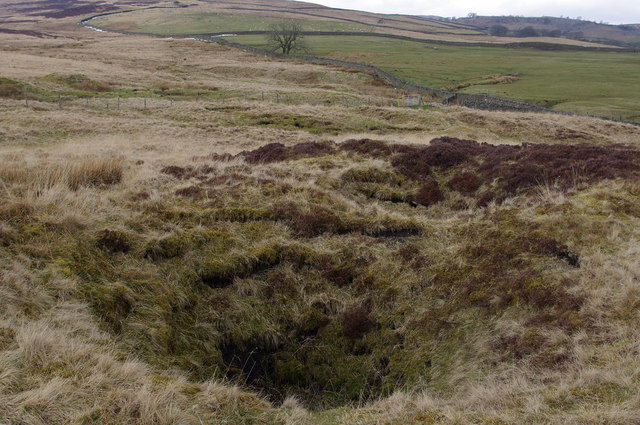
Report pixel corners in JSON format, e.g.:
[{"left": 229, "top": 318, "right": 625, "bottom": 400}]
[{"left": 1, "top": 2, "right": 640, "bottom": 424}]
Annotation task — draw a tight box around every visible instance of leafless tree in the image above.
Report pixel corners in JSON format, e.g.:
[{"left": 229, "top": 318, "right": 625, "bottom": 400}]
[{"left": 266, "top": 20, "right": 306, "bottom": 55}]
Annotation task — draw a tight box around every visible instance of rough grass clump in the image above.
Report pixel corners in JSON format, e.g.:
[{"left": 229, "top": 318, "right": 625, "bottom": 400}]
[
  {"left": 44, "top": 73, "right": 110, "bottom": 92},
  {"left": 175, "top": 185, "right": 205, "bottom": 199},
  {"left": 144, "top": 233, "right": 187, "bottom": 260},
  {"left": 0, "top": 224, "right": 16, "bottom": 247},
  {"left": 89, "top": 282, "right": 135, "bottom": 333},
  {"left": 66, "top": 157, "right": 123, "bottom": 190},
  {"left": 95, "top": 229, "right": 132, "bottom": 253},
  {"left": 0, "top": 77, "right": 25, "bottom": 99},
  {"left": 270, "top": 201, "right": 343, "bottom": 238},
  {"left": 197, "top": 242, "right": 318, "bottom": 288},
  {"left": 252, "top": 112, "right": 344, "bottom": 134},
  {"left": 0, "top": 156, "right": 123, "bottom": 191},
  {"left": 396, "top": 243, "right": 420, "bottom": 262},
  {"left": 319, "top": 250, "right": 368, "bottom": 287},
  {"left": 341, "top": 167, "right": 403, "bottom": 185},
  {"left": 0, "top": 201, "right": 35, "bottom": 223}
]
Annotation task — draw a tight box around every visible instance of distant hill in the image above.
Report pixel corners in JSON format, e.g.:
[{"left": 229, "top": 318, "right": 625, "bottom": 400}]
[{"left": 455, "top": 15, "right": 640, "bottom": 48}]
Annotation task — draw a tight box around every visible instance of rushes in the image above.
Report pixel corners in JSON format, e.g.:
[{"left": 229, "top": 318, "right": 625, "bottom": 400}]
[{"left": 0, "top": 156, "right": 123, "bottom": 193}]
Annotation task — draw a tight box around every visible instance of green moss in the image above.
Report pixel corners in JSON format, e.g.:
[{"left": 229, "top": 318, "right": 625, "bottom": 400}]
[
  {"left": 273, "top": 352, "right": 306, "bottom": 384},
  {"left": 196, "top": 242, "right": 319, "bottom": 288},
  {"left": 20, "top": 223, "right": 47, "bottom": 239},
  {"left": 145, "top": 233, "right": 187, "bottom": 260}
]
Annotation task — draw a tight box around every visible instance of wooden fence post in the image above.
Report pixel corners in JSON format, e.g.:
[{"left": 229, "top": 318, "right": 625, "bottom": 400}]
[
  {"left": 144, "top": 97, "right": 147, "bottom": 109},
  {"left": 117, "top": 96, "right": 120, "bottom": 111},
  {"left": 24, "top": 88, "right": 28, "bottom": 108},
  {"left": 58, "top": 94, "right": 61, "bottom": 109}
]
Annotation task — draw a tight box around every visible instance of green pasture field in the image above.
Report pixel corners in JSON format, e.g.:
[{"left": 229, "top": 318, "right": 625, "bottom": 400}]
[
  {"left": 234, "top": 34, "right": 640, "bottom": 121},
  {"left": 91, "top": 9, "right": 372, "bottom": 34}
]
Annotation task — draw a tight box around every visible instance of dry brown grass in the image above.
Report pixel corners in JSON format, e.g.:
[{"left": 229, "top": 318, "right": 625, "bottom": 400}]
[{"left": 0, "top": 155, "right": 123, "bottom": 191}]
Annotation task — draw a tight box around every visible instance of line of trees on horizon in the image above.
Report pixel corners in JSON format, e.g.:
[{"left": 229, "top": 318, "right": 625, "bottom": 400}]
[{"left": 489, "top": 25, "right": 563, "bottom": 38}]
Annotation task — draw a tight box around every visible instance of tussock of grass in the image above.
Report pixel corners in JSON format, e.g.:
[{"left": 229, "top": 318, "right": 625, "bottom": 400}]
[
  {"left": 0, "top": 156, "right": 123, "bottom": 192},
  {"left": 0, "top": 77, "right": 26, "bottom": 99}
]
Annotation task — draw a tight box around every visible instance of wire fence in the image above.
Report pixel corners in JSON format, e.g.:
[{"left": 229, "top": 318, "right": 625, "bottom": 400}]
[
  {"left": 18, "top": 89, "right": 637, "bottom": 127},
  {"left": 18, "top": 88, "right": 420, "bottom": 111}
]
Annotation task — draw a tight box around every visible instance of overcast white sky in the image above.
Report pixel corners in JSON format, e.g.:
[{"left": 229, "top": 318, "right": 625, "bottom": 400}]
[{"left": 311, "top": 0, "right": 640, "bottom": 24}]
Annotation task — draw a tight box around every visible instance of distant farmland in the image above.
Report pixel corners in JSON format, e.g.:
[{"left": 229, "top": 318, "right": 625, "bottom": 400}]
[
  {"left": 234, "top": 34, "right": 640, "bottom": 121},
  {"left": 92, "top": 7, "right": 640, "bottom": 121}
]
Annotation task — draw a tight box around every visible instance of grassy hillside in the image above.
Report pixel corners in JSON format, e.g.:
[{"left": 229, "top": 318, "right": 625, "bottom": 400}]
[
  {"left": 89, "top": 0, "right": 607, "bottom": 45},
  {"left": 89, "top": 9, "right": 372, "bottom": 35},
  {"left": 85, "top": 1, "right": 640, "bottom": 121},
  {"left": 95, "top": 0, "right": 484, "bottom": 38},
  {"left": 234, "top": 34, "right": 640, "bottom": 121},
  {"left": 456, "top": 16, "right": 640, "bottom": 48},
  {"left": 1, "top": 7, "right": 640, "bottom": 425}
]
